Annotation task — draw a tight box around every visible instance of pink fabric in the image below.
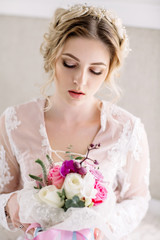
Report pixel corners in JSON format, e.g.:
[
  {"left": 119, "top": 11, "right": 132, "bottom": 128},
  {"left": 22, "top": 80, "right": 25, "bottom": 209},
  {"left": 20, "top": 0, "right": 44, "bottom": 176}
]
[{"left": 25, "top": 223, "right": 94, "bottom": 240}]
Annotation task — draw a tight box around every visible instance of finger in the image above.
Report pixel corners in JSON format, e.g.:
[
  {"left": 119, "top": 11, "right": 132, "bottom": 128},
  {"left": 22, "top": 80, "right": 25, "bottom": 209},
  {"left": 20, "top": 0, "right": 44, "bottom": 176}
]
[
  {"left": 14, "top": 222, "right": 32, "bottom": 234},
  {"left": 20, "top": 223, "right": 34, "bottom": 236},
  {"left": 94, "top": 228, "right": 100, "bottom": 240},
  {"left": 94, "top": 228, "right": 104, "bottom": 240}
]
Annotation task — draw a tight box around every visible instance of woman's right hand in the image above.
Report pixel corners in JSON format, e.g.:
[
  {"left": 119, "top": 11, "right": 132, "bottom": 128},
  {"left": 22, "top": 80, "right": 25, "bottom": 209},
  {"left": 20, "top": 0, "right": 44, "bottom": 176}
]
[{"left": 6, "top": 193, "right": 32, "bottom": 233}]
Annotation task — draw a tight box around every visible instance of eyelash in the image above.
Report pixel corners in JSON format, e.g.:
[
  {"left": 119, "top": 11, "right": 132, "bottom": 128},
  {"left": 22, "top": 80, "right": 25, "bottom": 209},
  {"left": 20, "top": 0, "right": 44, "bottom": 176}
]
[{"left": 63, "top": 61, "right": 102, "bottom": 75}]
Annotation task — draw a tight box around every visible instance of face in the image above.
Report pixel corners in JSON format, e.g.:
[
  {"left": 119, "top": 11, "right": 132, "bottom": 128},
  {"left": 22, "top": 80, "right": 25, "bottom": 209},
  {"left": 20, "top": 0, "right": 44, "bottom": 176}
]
[{"left": 54, "top": 37, "right": 110, "bottom": 105}]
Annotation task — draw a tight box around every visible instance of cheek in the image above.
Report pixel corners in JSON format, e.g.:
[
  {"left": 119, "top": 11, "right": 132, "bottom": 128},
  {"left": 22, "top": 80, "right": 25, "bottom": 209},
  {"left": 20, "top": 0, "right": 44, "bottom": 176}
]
[
  {"left": 56, "top": 65, "right": 73, "bottom": 82},
  {"left": 89, "top": 79, "right": 104, "bottom": 95},
  {"left": 91, "top": 75, "right": 106, "bottom": 88}
]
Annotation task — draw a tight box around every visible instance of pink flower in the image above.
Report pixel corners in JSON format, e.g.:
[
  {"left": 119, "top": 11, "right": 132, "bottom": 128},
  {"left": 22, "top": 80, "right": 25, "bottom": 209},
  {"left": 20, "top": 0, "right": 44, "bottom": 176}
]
[
  {"left": 90, "top": 168, "right": 104, "bottom": 182},
  {"left": 48, "top": 165, "right": 65, "bottom": 189},
  {"left": 92, "top": 180, "right": 107, "bottom": 206}
]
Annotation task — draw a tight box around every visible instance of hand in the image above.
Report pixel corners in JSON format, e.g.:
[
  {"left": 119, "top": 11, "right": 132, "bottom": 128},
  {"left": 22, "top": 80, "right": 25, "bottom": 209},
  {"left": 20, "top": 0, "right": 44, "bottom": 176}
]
[
  {"left": 94, "top": 228, "right": 104, "bottom": 240},
  {"left": 6, "top": 193, "right": 33, "bottom": 235}
]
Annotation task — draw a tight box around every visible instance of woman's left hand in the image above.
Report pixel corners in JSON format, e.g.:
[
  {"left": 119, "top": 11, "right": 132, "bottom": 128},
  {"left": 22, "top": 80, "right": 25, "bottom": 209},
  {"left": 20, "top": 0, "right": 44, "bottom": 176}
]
[{"left": 94, "top": 228, "right": 104, "bottom": 240}]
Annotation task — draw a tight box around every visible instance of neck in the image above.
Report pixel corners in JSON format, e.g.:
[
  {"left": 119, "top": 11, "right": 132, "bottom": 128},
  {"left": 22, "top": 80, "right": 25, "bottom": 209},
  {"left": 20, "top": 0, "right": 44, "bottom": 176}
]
[{"left": 45, "top": 94, "right": 101, "bottom": 125}]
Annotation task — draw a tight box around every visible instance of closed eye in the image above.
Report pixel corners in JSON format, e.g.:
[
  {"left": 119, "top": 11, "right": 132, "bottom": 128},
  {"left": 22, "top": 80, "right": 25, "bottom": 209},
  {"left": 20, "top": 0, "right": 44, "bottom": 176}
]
[
  {"left": 63, "top": 60, "right": 102, "bottom": 75},
  {"left": 90, "top": 69, "right": 102, "bottom": 75},
  {"left": 63, "top": 60, "right": 76, "bottom": 68}
]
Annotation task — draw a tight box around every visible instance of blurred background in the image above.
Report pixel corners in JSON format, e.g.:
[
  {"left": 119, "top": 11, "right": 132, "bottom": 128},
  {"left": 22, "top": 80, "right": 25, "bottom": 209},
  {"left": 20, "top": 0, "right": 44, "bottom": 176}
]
[{"left": 0, "top": 0, "right": 160, "bottom": 239}]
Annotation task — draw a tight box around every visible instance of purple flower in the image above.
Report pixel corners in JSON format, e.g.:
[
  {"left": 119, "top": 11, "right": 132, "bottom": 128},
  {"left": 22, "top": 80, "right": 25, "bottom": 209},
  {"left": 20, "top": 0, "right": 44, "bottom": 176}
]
[
  {"left": 77, "top": 167, "right": 87, "bottom": 175},
  {"left": 94, "top": 160, "right": 99, "bottom": 165},
  {"left": 60, "top": 160, "right": 77, "bottom": 177},
  {"left": 74, "top": 161, "right": 81, "bottom": 169},
  {"left": 90, "top": 144, "right": 94, "bottom": 148}
]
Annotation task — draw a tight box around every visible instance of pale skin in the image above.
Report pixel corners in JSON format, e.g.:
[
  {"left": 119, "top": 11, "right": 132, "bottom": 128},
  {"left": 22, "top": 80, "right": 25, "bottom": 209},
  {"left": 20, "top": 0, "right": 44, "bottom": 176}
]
[{"left": 6, "top": 37, "right": 111, "bottom": 239}]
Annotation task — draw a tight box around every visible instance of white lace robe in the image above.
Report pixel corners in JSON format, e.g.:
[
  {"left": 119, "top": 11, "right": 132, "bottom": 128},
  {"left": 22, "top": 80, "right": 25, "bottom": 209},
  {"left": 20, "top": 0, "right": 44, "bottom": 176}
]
[{"left": 0, "top": 98, "right": 150, "bottom": 240}]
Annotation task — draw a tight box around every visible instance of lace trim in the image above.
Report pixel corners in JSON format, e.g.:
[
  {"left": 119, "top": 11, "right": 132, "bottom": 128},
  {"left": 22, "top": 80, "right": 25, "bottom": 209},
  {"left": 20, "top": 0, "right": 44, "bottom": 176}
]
[
  {"left": 0, "top": 145, "right": 14, "bottom": 192},
  {"left": 5, "top": 107, "right": 21, "bottom": 157},
  {"left": 109, "top": 196, "right": 149, "bottom": 238},
  {"left": 117, "top": 169, "right": 131, "bottom": 199},
  {"left": 5, "top": 107, "right": 21, "bottom": 132},
  {"left": 128, "top": 119, "right": 143, "bottom": 161},
  {"left": 111, "top": 105, "right": 122, "bottom": 119},
  {"left": 39, "top": 124, "right": 50, "bottom": 149},
  {"left": 115, "top": 119, "right": 150, "bottom": 201},
  {"left": 108, "top": 120, "right": 132, "bottom": 166},
  {"left": 100, "top": 100, "right": 108, "bottom": 132},
  {"left": 0, "top": 192, "right": 17, "bottom": 231}
]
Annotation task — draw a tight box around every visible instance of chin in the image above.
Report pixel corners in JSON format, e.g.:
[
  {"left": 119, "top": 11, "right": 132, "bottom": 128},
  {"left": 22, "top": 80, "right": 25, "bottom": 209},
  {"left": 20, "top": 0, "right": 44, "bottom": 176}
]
[{"left": 66, "top": 96, "right": 87, "bottom": 106}]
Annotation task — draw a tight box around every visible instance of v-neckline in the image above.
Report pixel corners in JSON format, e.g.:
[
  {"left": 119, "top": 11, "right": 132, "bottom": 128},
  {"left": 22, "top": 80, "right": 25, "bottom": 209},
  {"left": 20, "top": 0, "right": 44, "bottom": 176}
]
[{"left": 41, "top": 97, "right": 107, "bottom": 159}]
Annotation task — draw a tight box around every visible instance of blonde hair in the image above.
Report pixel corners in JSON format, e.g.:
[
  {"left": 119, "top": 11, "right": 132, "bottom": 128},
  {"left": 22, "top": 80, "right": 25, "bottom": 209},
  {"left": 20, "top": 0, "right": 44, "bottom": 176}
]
[{"left": 40, "top": 4, "right": 130, "bottom": 109}]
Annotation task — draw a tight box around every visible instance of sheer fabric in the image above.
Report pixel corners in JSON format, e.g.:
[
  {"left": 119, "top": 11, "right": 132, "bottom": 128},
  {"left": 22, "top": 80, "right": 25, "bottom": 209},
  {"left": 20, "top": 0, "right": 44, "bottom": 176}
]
[{"left": 0, "top": 98, "right": 150, "bottom": 239}]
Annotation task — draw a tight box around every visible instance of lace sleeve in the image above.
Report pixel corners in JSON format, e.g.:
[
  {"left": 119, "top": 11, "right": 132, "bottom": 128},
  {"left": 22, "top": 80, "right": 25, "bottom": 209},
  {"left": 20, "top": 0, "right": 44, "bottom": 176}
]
[
  {"left": 107, "top": 119, "right": 151, "bottom": 239},
  {"left": 0, "top": 110, "right": 20, "bottom": 231}
]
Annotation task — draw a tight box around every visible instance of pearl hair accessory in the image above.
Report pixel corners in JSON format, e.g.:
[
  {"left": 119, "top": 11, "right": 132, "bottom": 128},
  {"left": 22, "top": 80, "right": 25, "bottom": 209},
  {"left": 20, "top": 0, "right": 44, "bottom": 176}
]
[{"left": 67, "top": 4, "right": 131, "bottom": 58}]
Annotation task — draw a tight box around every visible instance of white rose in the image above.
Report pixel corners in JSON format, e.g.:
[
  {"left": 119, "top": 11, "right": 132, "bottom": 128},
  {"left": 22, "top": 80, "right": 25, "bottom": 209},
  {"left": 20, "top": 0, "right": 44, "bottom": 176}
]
[
  {"left": 84, "top": 197, "right": 92, "bottom": 207},
  {"left": 82, "top": 172, "right": 97, "bottom": 206},
  {"left": 63, "top": 173, "right": 84, "bottom": 199},
  {"left": 38, "top": 185, "right": 64, "bottom": 208}
]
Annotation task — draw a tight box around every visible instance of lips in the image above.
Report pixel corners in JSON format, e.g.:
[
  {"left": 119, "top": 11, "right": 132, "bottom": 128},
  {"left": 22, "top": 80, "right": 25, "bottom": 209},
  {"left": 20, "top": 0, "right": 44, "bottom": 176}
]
[
  {"left": 69, "top": 90, "right": 85, "bottom": 95},
  {"left": 68, "top": 90, "right": 85, "bottom": 99}
]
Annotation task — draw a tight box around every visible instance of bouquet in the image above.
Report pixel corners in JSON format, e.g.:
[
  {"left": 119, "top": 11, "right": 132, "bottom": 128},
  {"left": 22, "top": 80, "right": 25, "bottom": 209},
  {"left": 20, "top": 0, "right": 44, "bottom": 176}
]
[
  {"left": 29, "top": 143, "right": 107, "bottom": 212},
  {"left": 19, "top": 144, "right": 111, "bottom": 239}
]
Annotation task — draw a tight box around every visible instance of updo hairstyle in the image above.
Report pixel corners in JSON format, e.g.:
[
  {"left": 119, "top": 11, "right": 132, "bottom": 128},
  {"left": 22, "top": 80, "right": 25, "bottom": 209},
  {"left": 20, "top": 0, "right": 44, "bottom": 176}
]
[{"left": 40, "top": 4, "right": 130, "bottom": 107}]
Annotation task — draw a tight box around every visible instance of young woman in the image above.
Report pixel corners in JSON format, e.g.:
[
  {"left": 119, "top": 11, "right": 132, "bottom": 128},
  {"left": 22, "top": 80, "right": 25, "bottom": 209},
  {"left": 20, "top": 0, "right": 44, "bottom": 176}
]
[{"left": 0, "top": 4, "right": 150, "bottom": 240}]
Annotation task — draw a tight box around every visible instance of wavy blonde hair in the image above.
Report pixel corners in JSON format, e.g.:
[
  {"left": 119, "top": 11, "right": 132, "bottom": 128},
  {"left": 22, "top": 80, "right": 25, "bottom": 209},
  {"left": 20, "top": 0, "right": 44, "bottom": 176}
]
[{"left": 40, "top": 4, "right": 130, "bottom": 109}]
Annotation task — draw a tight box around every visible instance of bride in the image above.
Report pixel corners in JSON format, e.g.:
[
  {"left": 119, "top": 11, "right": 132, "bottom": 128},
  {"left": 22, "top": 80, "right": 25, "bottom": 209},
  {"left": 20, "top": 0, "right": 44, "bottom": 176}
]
[{"left": 0, "top": 4, "right": 150, "bottom": 240}]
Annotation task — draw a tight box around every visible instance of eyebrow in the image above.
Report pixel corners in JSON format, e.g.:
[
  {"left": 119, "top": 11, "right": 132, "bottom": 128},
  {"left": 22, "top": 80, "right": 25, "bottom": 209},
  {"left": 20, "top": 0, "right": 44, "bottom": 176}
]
[{"left": 62, "top": 53, "right": 107, "bottom": 66}]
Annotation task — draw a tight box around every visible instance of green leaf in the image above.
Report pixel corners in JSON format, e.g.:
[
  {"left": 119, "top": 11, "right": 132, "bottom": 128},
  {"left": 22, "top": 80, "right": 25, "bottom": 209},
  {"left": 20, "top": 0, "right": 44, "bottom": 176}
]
[
  {"left": 57, "top": 192, "right": 61, "bottom": 197},
  {"left": 35, "top": 159, "right": 47, "bottom": 185},
  {"left": 65, "top": 151, "right": 71, "bottom": 154},
  {"left": 75, "top": 156, "right": 83, "bottom": 160},
  {"left": 62, "top": 189, "right": 66, "bottom": 198},
  {"left": 33, "top": 183, "right": 42, "bottom": 190},
  {"left": 46, "top": 155, "right": 53, "bottom": 166},
  {"left": 29, "top": 174, "right": 43, "bottom": 182},
  {"left": 38, "top": 183, "right": 43, "bottom": 189},
  {"left": 64, "top": 195, "right": 85, "bottom": 211},
  {"left": 57, "top": 189, "right": 66, "bottom": 201}
]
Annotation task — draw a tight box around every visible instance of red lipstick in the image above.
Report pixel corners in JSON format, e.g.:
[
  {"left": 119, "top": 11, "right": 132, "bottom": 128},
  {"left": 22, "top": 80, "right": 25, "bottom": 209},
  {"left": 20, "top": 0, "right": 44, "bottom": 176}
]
[{"left": 68, "top": 90, "right": 85, "bottom": 99}]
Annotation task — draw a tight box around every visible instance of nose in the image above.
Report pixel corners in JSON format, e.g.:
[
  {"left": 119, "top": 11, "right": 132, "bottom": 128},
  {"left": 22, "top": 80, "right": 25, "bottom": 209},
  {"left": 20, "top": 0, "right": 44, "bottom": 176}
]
[{"left": 76, "top": 68, "right": 87, "bottom": 87}]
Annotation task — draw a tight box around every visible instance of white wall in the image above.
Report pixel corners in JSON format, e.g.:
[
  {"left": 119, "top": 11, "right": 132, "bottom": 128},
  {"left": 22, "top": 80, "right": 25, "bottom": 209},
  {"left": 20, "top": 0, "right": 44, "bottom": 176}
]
[{"left": 0, "top": 0, "right": 160, "bottom": 29}]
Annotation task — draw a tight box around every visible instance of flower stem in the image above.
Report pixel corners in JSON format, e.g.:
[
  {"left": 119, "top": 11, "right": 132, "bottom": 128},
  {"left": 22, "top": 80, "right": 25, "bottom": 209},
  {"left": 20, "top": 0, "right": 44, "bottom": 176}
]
[{"left": 80, "top": 144, "right": 100, "bottom": 165}]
